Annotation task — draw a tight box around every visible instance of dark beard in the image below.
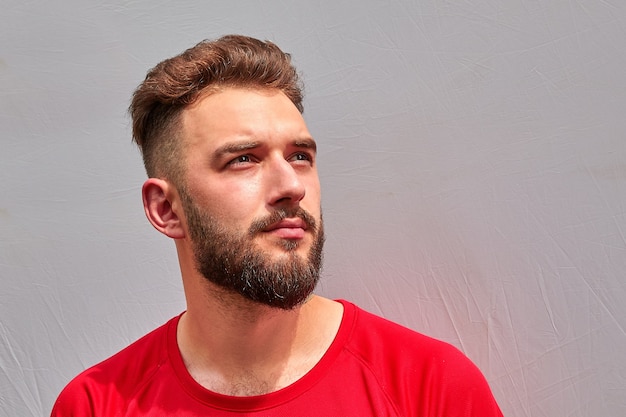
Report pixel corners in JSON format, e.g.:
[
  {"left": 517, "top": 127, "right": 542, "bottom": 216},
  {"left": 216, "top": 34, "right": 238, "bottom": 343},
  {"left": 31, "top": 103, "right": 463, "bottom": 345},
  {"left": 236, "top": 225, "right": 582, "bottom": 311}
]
[{"left": 181, "top": 191, "right": 324, "bottom": 310}]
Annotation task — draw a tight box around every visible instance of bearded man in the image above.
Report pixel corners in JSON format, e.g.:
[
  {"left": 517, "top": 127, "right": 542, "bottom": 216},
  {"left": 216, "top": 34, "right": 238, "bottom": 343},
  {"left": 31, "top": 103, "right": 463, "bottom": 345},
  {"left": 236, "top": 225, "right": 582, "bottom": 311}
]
[{"left": 51, "top": 35, "right": 502, "bottom": 416}]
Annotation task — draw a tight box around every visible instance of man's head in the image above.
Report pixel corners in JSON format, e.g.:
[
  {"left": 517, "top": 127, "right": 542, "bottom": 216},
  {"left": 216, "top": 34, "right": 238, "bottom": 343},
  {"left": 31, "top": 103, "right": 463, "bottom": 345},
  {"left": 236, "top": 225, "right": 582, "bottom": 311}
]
[
  {"left": 129, "top": 34, "right": 304, "bottom": 184},
  {"left": 132, "top": 36, "right": 323, "bottom": 310}
]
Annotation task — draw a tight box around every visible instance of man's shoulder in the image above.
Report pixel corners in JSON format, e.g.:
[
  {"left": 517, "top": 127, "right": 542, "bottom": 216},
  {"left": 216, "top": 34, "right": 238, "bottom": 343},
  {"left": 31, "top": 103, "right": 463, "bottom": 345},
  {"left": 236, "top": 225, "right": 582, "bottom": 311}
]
[
  {"left": 342, "top": 300, "right": 462, "bottom": 358},
  {"left": 338, "top": 300, "right": 502, "bottom": 416},
  {"left": 341, "top": 300, "right": 488, "bottom": 386},
  {"left": 50, "top": 315, "right": 179, "bottom": 416}
]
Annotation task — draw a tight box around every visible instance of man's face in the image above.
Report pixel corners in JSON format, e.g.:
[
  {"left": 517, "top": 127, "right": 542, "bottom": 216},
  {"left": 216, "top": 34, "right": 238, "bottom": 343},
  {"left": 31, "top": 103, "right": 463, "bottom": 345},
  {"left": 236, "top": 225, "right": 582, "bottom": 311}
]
[{"left": 177, "top": 88, "right": 324, "bottom": 309}]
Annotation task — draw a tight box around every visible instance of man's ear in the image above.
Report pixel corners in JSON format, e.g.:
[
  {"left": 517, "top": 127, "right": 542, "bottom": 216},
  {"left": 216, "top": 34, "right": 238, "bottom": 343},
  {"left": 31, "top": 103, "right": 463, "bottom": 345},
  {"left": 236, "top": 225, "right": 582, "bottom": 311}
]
[{"left": 142, "top": 178, "right": 186, "bottom": 239}]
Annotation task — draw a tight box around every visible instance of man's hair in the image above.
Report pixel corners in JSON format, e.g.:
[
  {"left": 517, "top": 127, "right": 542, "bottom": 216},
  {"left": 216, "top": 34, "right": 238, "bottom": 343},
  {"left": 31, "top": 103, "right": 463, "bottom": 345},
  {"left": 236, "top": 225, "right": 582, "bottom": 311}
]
[{"left": 129, "top": 34, "right": 304, "bottom": 181}]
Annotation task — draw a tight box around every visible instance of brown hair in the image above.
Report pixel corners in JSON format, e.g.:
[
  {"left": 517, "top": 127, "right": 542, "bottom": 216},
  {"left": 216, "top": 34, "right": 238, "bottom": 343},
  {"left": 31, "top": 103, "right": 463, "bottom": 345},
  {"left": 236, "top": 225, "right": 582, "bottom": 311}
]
[{"left": 129, "top": 34, "right": 304, "bottom": 181}]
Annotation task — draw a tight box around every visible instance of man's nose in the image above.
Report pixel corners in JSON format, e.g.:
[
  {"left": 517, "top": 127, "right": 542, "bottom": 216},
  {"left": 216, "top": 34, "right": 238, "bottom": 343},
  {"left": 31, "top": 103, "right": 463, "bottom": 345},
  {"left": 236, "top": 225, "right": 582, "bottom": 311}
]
[{"left": 266, "top": 157, "right": 306, "bottom": 207}]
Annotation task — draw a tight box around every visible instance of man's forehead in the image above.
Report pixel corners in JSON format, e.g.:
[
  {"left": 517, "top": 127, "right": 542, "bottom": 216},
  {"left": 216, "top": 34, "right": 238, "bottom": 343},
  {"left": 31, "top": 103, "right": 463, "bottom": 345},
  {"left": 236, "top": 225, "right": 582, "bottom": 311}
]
[{"left": 179, "top": 87, "right": 311, "bottom": 148}]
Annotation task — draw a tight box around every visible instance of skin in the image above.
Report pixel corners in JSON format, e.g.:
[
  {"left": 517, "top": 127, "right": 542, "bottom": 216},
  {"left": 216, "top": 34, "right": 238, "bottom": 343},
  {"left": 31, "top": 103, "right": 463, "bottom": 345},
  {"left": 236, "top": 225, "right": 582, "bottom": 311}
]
[{"left": 141, "top": 88, "right": 344, "bottom": 396}]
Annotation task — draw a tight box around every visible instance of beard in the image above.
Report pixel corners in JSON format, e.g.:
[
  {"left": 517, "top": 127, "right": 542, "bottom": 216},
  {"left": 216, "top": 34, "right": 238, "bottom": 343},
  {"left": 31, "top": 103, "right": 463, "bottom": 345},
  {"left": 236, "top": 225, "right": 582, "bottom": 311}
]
[{"left": 180, "top": 190, "right": 324, "bottom": 310}]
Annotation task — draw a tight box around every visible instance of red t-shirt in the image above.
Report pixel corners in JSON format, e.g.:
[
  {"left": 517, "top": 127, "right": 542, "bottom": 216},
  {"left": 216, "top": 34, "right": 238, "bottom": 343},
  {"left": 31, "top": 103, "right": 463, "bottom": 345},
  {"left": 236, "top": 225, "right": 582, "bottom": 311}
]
[{"left": 51, "top": 300, "right": 502, "bottom": 416}]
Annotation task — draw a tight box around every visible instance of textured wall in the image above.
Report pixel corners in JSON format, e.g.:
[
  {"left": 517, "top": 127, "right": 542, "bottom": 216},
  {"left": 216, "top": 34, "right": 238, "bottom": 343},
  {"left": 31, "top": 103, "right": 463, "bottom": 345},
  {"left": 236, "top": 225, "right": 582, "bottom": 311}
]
[{"left": 1, "top": 1, "right": 625, "bottom": 415}]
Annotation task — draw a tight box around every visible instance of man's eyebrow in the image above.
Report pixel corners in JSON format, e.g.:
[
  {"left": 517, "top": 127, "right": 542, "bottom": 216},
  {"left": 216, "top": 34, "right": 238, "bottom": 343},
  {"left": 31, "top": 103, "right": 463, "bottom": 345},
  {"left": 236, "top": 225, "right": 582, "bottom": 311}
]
[
  {"left": 214, "top": 141, "right": 261, "bottom": 158},
  {"left": 214, "top": 138, "right": 317, "bottom": 158},
  {"left": 293, "top": 138, "right": 317, "bottom": 152}
]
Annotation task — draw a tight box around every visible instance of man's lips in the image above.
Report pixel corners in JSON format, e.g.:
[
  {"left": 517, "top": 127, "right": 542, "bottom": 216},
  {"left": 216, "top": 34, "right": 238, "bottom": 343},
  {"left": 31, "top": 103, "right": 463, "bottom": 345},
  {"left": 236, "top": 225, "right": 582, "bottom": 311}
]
[{"left": 263, "top": 218, "right": 308, "bottom": 239}]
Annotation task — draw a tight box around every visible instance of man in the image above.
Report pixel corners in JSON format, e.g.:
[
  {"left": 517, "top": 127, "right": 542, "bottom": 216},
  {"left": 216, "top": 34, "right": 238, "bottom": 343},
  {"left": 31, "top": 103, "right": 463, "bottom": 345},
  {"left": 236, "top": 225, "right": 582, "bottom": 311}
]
[{"left": 52, "top": 35, "right": 503, "bottom": 416}]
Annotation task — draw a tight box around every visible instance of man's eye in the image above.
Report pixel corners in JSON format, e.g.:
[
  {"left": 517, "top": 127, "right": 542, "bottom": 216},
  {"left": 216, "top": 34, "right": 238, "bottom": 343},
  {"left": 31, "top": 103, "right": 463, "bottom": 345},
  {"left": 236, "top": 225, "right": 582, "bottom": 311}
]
[
  {"left": 230, "top": 155, "right": 252, "bottom": 164},
  {"left": 291, "top": 152, "right": 312, "bottom": 162}
]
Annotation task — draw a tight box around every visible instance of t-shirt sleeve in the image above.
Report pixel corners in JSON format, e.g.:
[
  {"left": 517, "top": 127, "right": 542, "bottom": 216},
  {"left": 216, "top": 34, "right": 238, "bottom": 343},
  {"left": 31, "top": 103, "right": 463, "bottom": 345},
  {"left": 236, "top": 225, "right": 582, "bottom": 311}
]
[
  {"left": 50, "top": 374, "right": 97, "bottom": 417},
  {"left": 431, "top": 346, "right": 503, "bottom": 417}
]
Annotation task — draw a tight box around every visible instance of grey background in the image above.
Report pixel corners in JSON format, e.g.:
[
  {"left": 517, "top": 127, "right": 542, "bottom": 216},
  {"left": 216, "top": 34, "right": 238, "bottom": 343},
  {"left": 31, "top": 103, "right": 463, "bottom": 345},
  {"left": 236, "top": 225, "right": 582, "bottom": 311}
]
[{"left": 2, "top": 1, "right": 625, "bottom": 415}]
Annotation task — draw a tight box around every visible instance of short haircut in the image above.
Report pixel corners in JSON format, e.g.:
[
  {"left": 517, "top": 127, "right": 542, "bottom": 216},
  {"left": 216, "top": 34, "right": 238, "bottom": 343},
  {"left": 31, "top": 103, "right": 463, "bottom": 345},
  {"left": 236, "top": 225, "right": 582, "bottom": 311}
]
[{"left": 129, "top": 34, "right": 304, "bottom": 181}]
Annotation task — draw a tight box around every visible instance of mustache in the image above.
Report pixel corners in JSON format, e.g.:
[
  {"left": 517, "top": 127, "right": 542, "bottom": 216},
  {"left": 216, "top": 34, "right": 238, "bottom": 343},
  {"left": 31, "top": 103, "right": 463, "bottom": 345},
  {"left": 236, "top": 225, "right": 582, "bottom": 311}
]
[{"left": 248, "top": 208, "right": 318, "bottom": 235}]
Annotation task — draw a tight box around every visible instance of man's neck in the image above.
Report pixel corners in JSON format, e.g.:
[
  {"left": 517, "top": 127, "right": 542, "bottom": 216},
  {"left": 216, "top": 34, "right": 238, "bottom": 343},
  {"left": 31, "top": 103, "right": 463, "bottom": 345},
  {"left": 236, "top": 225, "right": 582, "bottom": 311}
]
[{"left": 177, "top": 285, "right": 343, "bottom": 396}]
